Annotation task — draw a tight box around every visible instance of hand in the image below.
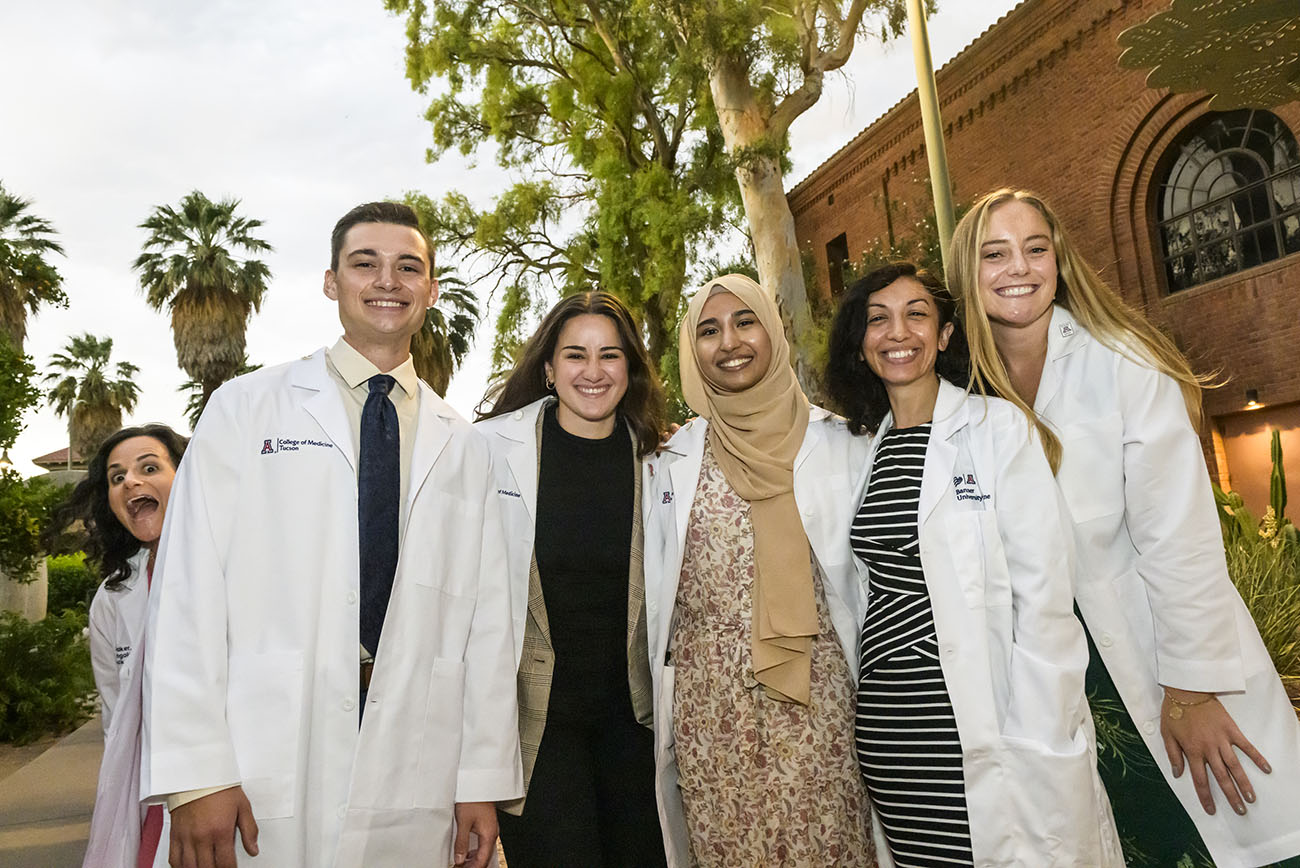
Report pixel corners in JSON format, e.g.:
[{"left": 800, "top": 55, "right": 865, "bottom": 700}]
[
  {"left": 168, "top": 786, "right": 259, "bottom": 868},
  {"left": 453, "top": 801, "right": 498, "bottom": 868},
  {"left": 1161, "top": 687, "right": 1271, "bottom": 816}
]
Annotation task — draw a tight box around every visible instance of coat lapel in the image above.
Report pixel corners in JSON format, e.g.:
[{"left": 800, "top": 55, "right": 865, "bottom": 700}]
[
  {"left": 406, "top": 384, "right": 453, "bottom": 518},
  {"left": 294, "top": 350, "right": 356, "bottom": 475},
  {"left": 919, "top": 380, "right": 969, "bottom": 526}
]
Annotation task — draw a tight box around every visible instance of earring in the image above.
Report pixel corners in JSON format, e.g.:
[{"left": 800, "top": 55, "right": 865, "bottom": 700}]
[{"left": 545, "top": 377, "right": 555, "bottom": 390}]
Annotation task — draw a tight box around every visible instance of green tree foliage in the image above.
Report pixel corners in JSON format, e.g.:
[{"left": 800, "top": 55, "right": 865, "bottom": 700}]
[
  {"left": 386, "top": 0, "right": 743, "bottom": 387},
  {"left": 0, "top": 335, "right": 41, "bottom": 450},
  {"left": 654, "top": 0, "right": 925, "bottom": 377},
  {"left": 0, "top": 610, "right": 95, "bottom": 745},
  {"left": 133, "top": 191, "right": 272, "bottom": 415},
  {"left": 0, "top": 182, "right": 66, "bottom": 353},
  {"left": 44, "top": 333, "right": 140, "bottom": 460},
  {"left": 0, "top": 473, "right": 66, "bottom": 579},
  {"left": 46, "top": 553, "right": 99, "bottom": 616},
  {"left": 409, "top": 261, "right": 479, "bottom": 397}
]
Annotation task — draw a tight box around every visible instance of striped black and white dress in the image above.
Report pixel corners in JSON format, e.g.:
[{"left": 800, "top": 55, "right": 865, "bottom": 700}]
[{"left": 852, "top": 423, "right": 974, "bottom": 866}]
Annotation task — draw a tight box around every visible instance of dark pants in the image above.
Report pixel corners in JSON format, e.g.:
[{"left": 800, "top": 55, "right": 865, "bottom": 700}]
[{"left": 497, "top": 713, "right": 666, "bottom": 868}]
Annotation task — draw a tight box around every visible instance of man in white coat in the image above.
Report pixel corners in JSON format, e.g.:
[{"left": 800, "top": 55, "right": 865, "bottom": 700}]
[{"left": 143, "top": 202, "right": 522, "bottom": 868}]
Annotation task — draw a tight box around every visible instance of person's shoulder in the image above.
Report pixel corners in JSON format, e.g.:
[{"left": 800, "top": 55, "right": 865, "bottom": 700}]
[{"left": 472, "top": 397, "right": 548, "bottom": 438}]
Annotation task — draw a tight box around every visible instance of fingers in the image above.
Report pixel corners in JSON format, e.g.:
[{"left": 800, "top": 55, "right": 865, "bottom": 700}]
[
  {"left": 236, "top": 796, "right": 260, "bottom": 856},
  {"left": 1220, "top": 745, "right": 1254, "bottom": 811},
  {"left": 1187, "top": 753, "right": 1217, "bottom": 815},
  {"left": 1207, "top": 748, "right": 1247, "bottom": 816},
  {"left": 453, "top": 818, "right": 471, "bottom": 867},
  {"left": 1161, "top": 726, "right": 1184, "bottom": 777},
  {"left": 1235, "top": 730, "right": 1272, "bottom": 775}
]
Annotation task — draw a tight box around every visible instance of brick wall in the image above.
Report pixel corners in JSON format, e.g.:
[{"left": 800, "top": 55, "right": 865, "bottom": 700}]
[{"left": 789, "top": 0, "right": 1300, "bottom": 479}]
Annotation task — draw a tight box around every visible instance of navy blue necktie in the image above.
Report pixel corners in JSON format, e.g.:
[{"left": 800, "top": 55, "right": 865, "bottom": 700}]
[{"left": 358, "top": 374, "right": 399, "bottom": 657}]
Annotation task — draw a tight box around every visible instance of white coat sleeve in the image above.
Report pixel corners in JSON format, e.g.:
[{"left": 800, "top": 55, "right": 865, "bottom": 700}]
[
  {"left": 143, "top": 385, "right": 244, "bottom": 798},
  {"left": 454, "top": 452, "right": 523, "bottom": 803},
  {"left": 89, "top": 585, "right": 119, "bottom": 734},
  {"left": 995, "top": 415, "right": 1089, "bottom": 751},
  {"left": 1116, "top": 357, "right": 1243, "bottom": 692}
]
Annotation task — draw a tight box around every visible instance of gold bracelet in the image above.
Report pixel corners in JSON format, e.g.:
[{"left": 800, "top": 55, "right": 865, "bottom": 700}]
[{"left": 1165, "top": 693, "right": 1216, "bottom": 720}]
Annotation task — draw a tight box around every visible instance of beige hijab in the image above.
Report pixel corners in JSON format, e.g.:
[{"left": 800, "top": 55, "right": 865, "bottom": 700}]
[{"left": 678, "top": 274, "right": 816, "bottom": 704}]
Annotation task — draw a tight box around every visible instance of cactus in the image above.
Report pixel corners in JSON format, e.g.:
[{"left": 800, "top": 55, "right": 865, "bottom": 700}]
[{"left": 1270, "top": 429, "right": 1287, "bottom": 522}]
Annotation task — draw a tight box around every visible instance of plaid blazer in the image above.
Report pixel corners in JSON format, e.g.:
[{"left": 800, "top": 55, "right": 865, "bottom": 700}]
[{"left": 490, "top": 399, "right": 654, "bottom": 815}]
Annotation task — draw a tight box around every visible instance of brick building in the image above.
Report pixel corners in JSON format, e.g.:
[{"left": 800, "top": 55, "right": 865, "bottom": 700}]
[{"left": 788, "top": 0, "right": 1300, "bottom": 510}]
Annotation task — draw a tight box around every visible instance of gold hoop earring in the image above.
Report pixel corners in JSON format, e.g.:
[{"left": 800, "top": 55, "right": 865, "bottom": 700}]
[{"left": 545, "top": 377, "right": 555, "bottom": 390}]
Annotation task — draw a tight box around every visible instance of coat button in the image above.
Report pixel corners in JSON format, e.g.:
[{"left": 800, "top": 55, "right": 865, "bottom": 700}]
[
  {"left": 1142, "top": 720, "right": 1156, "bottom": 735},
  {"left": 347, "top": 591, "right": 357, "bottom": 605},
  {"left": 343, "top": 699, "right": 356, "bottom": 712},
  {"left": 513, "top": 410, "right": 524, "bottom": 420},
  {"left": 1099, "top": 633, "right": 1114, "bottom": 648}
]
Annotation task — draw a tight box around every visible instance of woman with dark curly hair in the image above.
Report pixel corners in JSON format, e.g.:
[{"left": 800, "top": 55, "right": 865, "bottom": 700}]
[
  {"left": 67, "top": 423, "right": 188, "bottom": 868},
  {"left": 826, "top": 262, "right": 1120, "bottom": 867}
]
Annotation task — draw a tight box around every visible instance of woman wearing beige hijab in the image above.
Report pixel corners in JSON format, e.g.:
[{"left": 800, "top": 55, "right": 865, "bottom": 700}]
[{"left": 642, "top": 274, "right": 876, "bottom": 867}]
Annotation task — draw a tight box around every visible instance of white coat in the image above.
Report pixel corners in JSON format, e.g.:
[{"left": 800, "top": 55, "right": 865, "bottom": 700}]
[
  {"left": 642, "top": 406, "right": 872, "bottom": 867},
  {"left": 84, "top": 549, "right": 168, "bottom": 868},
  {"left": 143, "top": 349, "right": 522, "bottom": 868},
  {"left": 1040, "top": 305, "right": 1300, "bottom": 867},
  {"left": 853, "top": 380, "right": 1121, "bottom": 867}
]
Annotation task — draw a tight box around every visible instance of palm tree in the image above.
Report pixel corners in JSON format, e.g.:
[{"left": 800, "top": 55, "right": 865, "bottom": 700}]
[
  {"left": 0, "top": 182, "right": 66, "bottom": 352},
  {"left": 44, "top": 333, "right": 140, "bottom": 459},
  {"left": 179, "top": 355, "right": 261, "bottom": 430},
  {"left": 133, "top": 191, "right": 272, "bottom": 416},
  {"left": 410, "top": 266, "right": 479, "bottom": 396}
]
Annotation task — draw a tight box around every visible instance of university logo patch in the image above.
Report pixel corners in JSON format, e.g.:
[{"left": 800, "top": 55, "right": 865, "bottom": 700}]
[
  {"left": 966, "top": 474, "right": 976, "bottom": 485},
  {"left": 1060, "top": 323, "right": 1075, "bottom": 338},
  {"left": 261, "top": 439, "right": 275, "bottom": 454},
  {"left": 662, "top": 492, "right": 673, "bottom": 504}
]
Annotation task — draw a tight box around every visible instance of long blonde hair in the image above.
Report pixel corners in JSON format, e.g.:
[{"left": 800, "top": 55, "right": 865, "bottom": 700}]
[{"left": 949, "top": 188, "right": 1210, "bottom": 472}]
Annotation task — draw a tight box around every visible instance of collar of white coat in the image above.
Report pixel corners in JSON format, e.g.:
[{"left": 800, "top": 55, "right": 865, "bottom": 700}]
[
  {"left": 290, "top": 347, "right": 457, "bottom": 421},
  {"left": 1047, "top": 304, "right": 1088, "bottom": 361},
  {"left": 476, "top": 395, "right": 555, "bottom": 444},
  {"left": 657, "top": 403, "right": 832, "bottom": 460},
  {"left": 869, "top": 376, "right": 972, "bottom": 450}
]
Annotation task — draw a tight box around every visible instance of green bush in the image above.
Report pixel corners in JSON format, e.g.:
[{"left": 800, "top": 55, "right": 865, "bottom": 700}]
[
  {"left": 46, "top": 552, "right": 100, "bottom": 615},
  {"left": 0, "top": 472, "right": 72, "bottom": 579},
  {"left": 0, "top": 610, "right": 96, "bottom": 745}
]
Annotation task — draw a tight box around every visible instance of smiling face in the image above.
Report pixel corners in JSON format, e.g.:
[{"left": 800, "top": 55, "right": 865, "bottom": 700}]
[
  {"left": 978, "top": 199, "right": 1059, "bottom": 336},
  {"left": 862, "top": 276, "right": 954, "bottom": 393},
  {"left": 106, "top": 436, "right": 177, "bottom": 547},
  {"left": 544, "top": 313, "right": 629, "bottom": 438},
  {"left": 323, "top": 221, "right": 437, "bottom": 358},
  {"left": 693, "top": 290, "right": 773, "bottom": 393}
]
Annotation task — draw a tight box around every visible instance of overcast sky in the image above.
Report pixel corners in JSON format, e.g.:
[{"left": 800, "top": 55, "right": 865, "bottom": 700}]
[{"left": 1, "top": 0, "right": 1022, "bottom": 474}]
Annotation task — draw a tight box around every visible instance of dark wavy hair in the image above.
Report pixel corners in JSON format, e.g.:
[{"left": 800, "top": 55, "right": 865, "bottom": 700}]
[
  {"left": 57, "top": 424, "right": 189, "bottom": 590},
  {"left": 477, "top": 291, "right": 667, "bottom": 457},
  {"left": 825, "top": 262, "right": 970, "bottom": 435}
]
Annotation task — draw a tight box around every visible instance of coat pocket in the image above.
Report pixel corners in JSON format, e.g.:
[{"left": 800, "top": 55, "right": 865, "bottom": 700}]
[
  {"left": 226, "top": 650, "right": 303, "bottom": 819},
  {"left": 999, "top": 730, "right": 1111, "bottom": 866},
  {"left": 413, "top": 657, "right": 466, "bottom": 808}
]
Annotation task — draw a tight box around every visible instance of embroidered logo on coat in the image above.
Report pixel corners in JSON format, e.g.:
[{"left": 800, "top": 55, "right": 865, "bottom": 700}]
[
  {"left": 662, "top": 492, "right": 673, "bottom": 504},
  {"left": 261, "top": 439, "right": 275, "bottom": 454},
  {"left": 1060, "top": 322, "right": 1075, "bottom": 338},
  {"left": 260, "top": 437, "right": 333, "bottom": 454}
]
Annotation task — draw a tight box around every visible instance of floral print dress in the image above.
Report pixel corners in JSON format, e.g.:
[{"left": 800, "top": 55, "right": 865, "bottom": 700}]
[{"left": 669, "top": 444, "right": 875, "bottom": 867}]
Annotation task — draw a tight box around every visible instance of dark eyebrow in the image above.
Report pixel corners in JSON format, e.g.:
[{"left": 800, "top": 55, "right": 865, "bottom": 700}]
[
  {"left": 346, "top": 248, "right": 378, "bottom": 258},
  {"left": 695, "top": 316, "right": 719, "bottom": 330}
]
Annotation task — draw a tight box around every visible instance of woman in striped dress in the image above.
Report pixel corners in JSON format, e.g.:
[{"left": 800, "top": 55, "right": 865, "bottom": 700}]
[{"left": 825, "top": 262, "right": 1122, "bottom": 867}]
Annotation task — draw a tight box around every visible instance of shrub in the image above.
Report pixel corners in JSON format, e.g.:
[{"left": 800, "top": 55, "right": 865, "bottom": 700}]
[
  {"left": 46, "top": 552, "right": 100, "bottom": 615},
  {"left": 0, "top": 472, "right": 72, "bottom": 580},
  {"left": 0, "top": 610, "right": 96, "bottom": 744}
]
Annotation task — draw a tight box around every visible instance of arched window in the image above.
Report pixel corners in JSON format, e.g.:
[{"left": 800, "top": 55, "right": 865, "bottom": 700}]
[{"left": 1157, "top": 110, "right": 1300, "bottom": 292}]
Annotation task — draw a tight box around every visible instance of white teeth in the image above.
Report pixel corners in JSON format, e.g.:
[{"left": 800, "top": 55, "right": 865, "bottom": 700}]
[
  {"left": 718, "top": 357, "right": 750, "bottom": 369},
  {"left": 998, "top": 285, "right": 1036, "bottom": 297},
  {"left": 885, "top": 349, "right": 917, "bottom": 360},
  {"left": 366, "top": 300, "right": 406, "bottom": 308}
]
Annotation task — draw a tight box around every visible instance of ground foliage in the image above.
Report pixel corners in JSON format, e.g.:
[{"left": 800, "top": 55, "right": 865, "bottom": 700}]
[{"left": 0, "top": 610, "right": 95, "bottom": 745}]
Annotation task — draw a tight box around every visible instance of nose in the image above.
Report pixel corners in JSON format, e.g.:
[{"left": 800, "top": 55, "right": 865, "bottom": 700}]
[
  {"left": 885, "top": 315, "right": 908, "bottom": 341},
  {"left": 374, "top": 261, "right": 400, "bottom": 290},
  {"left": 1006, "top": 248, "right": 1030, "bottom": 275},
  {"left": 717, "top": 324, "right": 739, "bottom": 351}
]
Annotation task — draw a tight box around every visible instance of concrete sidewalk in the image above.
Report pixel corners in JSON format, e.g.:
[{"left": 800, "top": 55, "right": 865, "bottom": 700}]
[{"left": 0, "top": 716, "right": 102, "bottom": 868}]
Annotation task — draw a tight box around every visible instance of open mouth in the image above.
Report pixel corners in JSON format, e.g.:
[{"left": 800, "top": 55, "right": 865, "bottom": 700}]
[
  {"left": 995, "top": 284, "right": 1037, "bottom": 297},
  {"left": 574, "top": 384, "right": 611, "bottom": 397},
  {"left": 127, "top": 494, "right": 159, "bottom": 520},
  {"left": 883, "top": 348, "right": 920, "bottom": 362},
  {"left": 716, "top": 356, "right": 753, "bottom": 371},
  {"left": 365, "top": 299, "right": 409, "bottom": 308}
]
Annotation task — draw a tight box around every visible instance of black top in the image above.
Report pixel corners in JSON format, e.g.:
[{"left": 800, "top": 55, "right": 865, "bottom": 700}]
[{"left": 535, "top": 404, "right": 635, "bottom": 721}]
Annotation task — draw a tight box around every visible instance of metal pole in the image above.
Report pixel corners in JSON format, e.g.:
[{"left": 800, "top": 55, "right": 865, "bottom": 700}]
[{"left": 907, "top": 0, "right": 955, "bottom": 273}]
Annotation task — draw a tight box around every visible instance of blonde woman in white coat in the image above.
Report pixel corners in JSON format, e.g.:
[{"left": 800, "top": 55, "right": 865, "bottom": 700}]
[
  {"left": 825, "top": 262, "right": 1121, "bottom": 868},
  {"left": 950, "top": 188, "right": 1300, "bottom": 868},
  {"left": 475, "top": 291, "right": 669, "bottom": 868},
  {"left": 643, "top": 274, "right": 875, "bottom": 867},
  {"left": 63, "top": 424, "right": 187, "bottom": 868}
]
